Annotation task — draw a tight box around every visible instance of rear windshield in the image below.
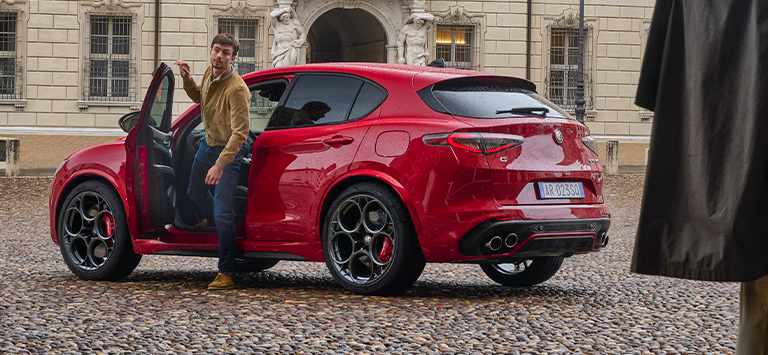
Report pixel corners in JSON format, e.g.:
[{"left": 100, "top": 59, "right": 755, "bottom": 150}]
[{"left": 419, "top": 78, "right": 573, "bottom": 120}]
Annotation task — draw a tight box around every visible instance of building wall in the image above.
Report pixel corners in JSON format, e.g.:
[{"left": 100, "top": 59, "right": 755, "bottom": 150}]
[{"left": 1, "top": 0, "right": 656, "bottom": 168}]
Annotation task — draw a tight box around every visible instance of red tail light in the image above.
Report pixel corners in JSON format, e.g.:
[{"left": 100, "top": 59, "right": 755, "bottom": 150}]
[{"left": 423, "top": 133, "right": 524, "bottom": 154}]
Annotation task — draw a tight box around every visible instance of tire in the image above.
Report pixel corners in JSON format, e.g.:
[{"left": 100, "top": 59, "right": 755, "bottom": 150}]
[
  {"left": 57, "top": 181, "right": 142, "bottom": 281},
  {"left": 322, "top": 182, "right": 425, "bottom": 296},
  {"left": 235, "top": 258, "right": 279, "bottom": 273},
  {"left": 480, "top": 256, "right": 564, "bottom": 287}
]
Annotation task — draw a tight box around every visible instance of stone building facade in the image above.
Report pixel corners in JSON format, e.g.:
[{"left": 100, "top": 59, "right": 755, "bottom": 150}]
[{"left": 0, "top": 0, "right": 656, "bottom": 169}]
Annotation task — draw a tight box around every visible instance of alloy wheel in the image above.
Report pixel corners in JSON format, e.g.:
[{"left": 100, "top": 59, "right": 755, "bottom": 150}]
[
  {"left": 61, "top": 191, "right": 116, "bottom": 271},
  {"left": 327, "top": 194, "right": 396, "bottom": 286}
]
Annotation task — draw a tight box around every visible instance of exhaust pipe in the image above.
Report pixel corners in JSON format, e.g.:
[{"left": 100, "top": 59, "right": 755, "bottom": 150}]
[
  {"left": 504, "top": 233, "right": 518, "bottom": 249},
  {"left": 600, "top": 232, "right": 609, "bottom": 248},
  {"left": 485, "top": 236, "right": 502, "bottom": 251}
]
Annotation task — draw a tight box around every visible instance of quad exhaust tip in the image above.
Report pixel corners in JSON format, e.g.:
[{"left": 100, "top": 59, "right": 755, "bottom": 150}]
[
  {"left": 485, "top": 233, "right": 519, "bottom": 252},
  {"left": 504, "top": 233, "right": 518, "bottom": 249},
  {"left": 485, "top": 236, "right": 502, "bottom": 251},
  {"left": 600, "top": 232, "right": 609, "bottom": 248}
]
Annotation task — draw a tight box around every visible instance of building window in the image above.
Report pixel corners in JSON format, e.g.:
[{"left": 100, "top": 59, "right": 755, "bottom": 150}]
[
  {"left": 0, "top": 11, "right": 20, "bottom": 100},
  {"left": 83, "top": 13, "right": 136, "bottom": 102},
  {"left": 434, "top": 9, "right": 480, "bottom": 70},
  {"left": 546, "top": 18, "right": 593, "bottom": 110},
  {"left": 436, "top": 25, "right": 475, "bottom": 70},
  {"left": 216, "top": 16, "right": 261, "bottom": 76}
]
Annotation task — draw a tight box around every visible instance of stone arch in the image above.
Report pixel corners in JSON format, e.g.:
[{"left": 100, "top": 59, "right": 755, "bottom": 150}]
[{"left": 297, "top": 0, "right": 401, "bottom": 62}]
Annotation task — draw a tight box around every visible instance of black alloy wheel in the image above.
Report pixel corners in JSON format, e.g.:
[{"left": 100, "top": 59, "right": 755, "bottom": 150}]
[
  {"left": 58, "top": 181, "right": 141, "bottom": 280},
  {"left": 323, "top": 182, "right": 425, "bottom": 296}
]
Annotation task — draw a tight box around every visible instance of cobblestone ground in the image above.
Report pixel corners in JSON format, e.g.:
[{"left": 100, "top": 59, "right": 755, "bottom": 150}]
[{"left": 0, "top": 176, "right": 738, "bottom": 355}]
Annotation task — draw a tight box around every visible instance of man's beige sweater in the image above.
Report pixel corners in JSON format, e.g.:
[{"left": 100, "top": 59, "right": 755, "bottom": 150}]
[{"left": 183, "top": 65, "right": 250, "bottom": 168}]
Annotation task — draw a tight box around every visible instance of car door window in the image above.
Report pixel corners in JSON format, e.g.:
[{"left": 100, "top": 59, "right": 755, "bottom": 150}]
[
  {"left": 146, "top": 74, "right": 172, "bottom": 131},
  {"left": 250, "top": 81, "right": 286, "bottom": 131},
  {"left": 348, "top": 82, "right": 387, "bottom": 120},
  {"left": 267, "top": 74, "right": 362, "bottom": 129},
  {"left": 191, "top": 80, "right": 287, "bottom": 132}
]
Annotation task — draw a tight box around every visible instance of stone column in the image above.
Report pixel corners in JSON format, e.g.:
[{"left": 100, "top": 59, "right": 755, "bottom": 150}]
[
  {"left": 386, "top": 45, "right": 398, "bottom": 64},
  {"left": 409, "top": 0, "right": 427, "bottom": 14},
  {"left": 3, "top": 138, "right": 19, "bottom": 177},
  {"left": 275, "top": 0, "right": 293, "bottom": 9},
  {"left": 606, "top": 140, "right": 619, "bottom": 175},
  {"left": 299, "top": 43, "right": 308, "bottom": 65}
]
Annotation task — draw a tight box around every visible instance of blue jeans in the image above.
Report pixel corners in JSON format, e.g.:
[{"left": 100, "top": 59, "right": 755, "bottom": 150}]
[{"left": 187, "top": 138, "right": 247, "bottom": 275}]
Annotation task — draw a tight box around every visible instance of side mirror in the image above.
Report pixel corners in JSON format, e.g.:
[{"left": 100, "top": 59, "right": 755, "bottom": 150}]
[{"left": 118, "top": 111, "right": 140, "bottom": 133}]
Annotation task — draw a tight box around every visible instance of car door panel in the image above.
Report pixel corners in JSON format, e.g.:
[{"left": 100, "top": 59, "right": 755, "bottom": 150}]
[
  {"left": 246, "top": 123, "right": 370, "bottom": 242},
  {"left": 124, "top": 63, "right": 175, "bottom": 235},
  {"left": 245, "top": 73, "right": 385, "bottom": 242}
]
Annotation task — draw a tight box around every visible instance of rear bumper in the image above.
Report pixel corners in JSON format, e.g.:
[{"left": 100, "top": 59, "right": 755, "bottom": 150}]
[{"left": 458, "top": 217, "right": 610, "bottom": 261}]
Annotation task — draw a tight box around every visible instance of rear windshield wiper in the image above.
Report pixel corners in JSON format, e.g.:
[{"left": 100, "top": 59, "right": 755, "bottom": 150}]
[{"left": 496, "top": 107, "right": 550, "bottom": 116}]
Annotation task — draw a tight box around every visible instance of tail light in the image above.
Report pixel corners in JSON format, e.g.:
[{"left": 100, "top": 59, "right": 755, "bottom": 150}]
[
  {"left": 582, "top": 136, "right": 598, "bottom": 155},
  {"left": 423, "top": 133, "right": 524, "bottom": 155}
]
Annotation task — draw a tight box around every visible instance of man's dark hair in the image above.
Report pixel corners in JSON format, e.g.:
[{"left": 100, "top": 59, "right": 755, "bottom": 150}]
[{"left": 211, "top": 33, "right": 239, "bottom": 56}]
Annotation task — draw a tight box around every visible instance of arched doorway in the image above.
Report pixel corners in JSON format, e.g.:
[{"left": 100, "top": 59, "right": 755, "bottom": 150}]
[{"left": 307, "top": 8, "right": 387, "bottom": 63}]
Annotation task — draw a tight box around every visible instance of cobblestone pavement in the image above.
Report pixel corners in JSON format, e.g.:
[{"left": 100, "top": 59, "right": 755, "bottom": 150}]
[{"left": 0, "top": 176, "right": 738, "bottom": 354}]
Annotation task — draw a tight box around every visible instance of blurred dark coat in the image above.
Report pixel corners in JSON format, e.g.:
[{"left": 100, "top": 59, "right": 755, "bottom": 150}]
[{"left": 632, "top": 0, "right": 768, "bottom": 281}]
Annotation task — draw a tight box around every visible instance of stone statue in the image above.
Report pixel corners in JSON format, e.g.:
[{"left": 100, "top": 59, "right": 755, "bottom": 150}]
[
  {"left": 397, "top": 13, "right": 434, "bottom": 66},
  {"left": 270, "top": 7, "right": 306, "bottom": 68}
]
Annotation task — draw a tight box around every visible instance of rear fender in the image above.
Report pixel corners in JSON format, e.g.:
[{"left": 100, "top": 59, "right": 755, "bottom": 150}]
[{"left": 321, "top": 169, "right": 423, "bottom": 236}]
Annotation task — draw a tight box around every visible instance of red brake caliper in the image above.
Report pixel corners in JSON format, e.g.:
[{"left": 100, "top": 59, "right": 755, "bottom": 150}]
[
  {"left": 103, "top": 214, "right": 114, "bottom": 238},
  {"left": 379, "top": 237, "right": 393, "bottom": 262}
]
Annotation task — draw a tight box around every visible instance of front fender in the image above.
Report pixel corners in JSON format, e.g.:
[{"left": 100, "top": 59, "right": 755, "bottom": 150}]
[{"left": 49, "top": 162, "right": 137, "bottom": 246}]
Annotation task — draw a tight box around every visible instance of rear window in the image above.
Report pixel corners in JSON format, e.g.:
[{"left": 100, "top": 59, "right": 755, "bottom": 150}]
[{"left": 418, "top": 77, "right": 573, "bottom": 120}]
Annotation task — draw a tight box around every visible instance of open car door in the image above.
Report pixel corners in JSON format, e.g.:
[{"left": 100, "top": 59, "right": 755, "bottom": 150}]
[{"left": 125, "top": 63, "right": 175, "bottom": 235}]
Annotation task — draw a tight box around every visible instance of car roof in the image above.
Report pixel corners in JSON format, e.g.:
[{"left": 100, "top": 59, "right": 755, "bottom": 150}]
[{"left": 241, "top": 62, "right": 536, "bottom": 91}]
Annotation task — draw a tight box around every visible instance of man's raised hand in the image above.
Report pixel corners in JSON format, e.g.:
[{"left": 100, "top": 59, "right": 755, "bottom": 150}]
[{"left": 174, "top": 60, "right": 192, "bottom": 82}]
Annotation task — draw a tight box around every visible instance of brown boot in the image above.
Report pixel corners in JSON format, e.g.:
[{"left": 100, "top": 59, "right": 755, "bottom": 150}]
[{"left": 207, "top": 273, "right": 234, "bottom": 290}]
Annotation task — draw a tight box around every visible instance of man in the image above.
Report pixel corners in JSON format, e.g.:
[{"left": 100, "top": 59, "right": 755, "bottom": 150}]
[
  {"left": 397, "top": 13, "right": 434, "bottom": 66},
  {"left": 270, "top": 7, "right": 305, "bottom": 68},
  {"left": 175, "top": 33, "right": 251, "bottom": 290},
  {"left": 632, "top": 1, "right": 768, "bottom": 353}
]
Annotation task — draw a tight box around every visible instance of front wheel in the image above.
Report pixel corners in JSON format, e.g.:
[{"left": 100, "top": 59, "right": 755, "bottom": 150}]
[
  {"left": 480, "top": 256, "right": 564, "bottom": 287},
  {"left": 323, "top": 182, "right": 425, "bottom": 296},
  {"left": 57, "top": 181, "right": 141, "bottom": 280}
]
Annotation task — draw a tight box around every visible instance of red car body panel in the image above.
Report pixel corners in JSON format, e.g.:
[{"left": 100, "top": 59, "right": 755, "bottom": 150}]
[
  {"left": 50, "top": 62, "right": 609, "bottom": 265},
  {"left": 244, "top": 113, "right": 373, "bottom": 242},
  {"left": 49, "top": 139, "right": 130, "bottom": 243}
]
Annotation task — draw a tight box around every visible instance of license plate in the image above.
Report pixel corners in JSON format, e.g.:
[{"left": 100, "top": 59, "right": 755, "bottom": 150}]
[{"left": 537, "top": 182, "right": 585, "bottom": 199}]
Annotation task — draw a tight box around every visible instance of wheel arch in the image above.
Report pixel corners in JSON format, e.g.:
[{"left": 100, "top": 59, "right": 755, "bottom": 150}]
[
  {"left": 319, "top": 170, "right": 424, "bottom": 238},
  {"left": 52, "top": 170, "right": 130, "bottom": 245}
]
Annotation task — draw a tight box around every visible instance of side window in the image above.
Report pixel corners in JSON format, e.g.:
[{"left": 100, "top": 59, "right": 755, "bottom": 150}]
[
  {"left": 267, "top": 74, "right": 362, "bottom": 129},
  {"left": 349, "top": 82, "right": 387, "bottom": 120},
  {"left": 250, "top": 81, "right": 286, "bottom": 131},
  {"left": 146, "top": 74, "right": 172, "bottom": 131}
]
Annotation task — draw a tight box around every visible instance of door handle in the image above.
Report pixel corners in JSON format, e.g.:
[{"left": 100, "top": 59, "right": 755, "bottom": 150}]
[{"left": 324, "top": 136, "right": 354, "bottom": 147}]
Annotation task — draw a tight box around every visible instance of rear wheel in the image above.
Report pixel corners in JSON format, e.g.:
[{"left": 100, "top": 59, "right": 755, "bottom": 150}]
[
  {"left": 323, "top": 182, "right": 425, "bottom": 296},
  {"left": 480, "top": 256, "right": 564, "bottom": 287},
  {"left": 235, "top": 258, "right": 279, "bottom": 273},
  {"left": 57, "top": 181, "right": 141, "bottom": 280}
]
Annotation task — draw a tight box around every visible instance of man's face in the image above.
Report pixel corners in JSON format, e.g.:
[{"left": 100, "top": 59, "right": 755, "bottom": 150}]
[
  {"left": 414, "top": 19, "right": 425, "bottom": 30},
  {"left": 280, "top": 13, "right": 291, "bottom": 25},
  {"left": 210, "top": 43, "right": 236, "bottom": 70}
]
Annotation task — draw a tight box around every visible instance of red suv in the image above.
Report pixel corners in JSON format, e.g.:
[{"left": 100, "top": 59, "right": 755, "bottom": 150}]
[{"left": 49, "top": 62, "right": 610, "bottom": 295}]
